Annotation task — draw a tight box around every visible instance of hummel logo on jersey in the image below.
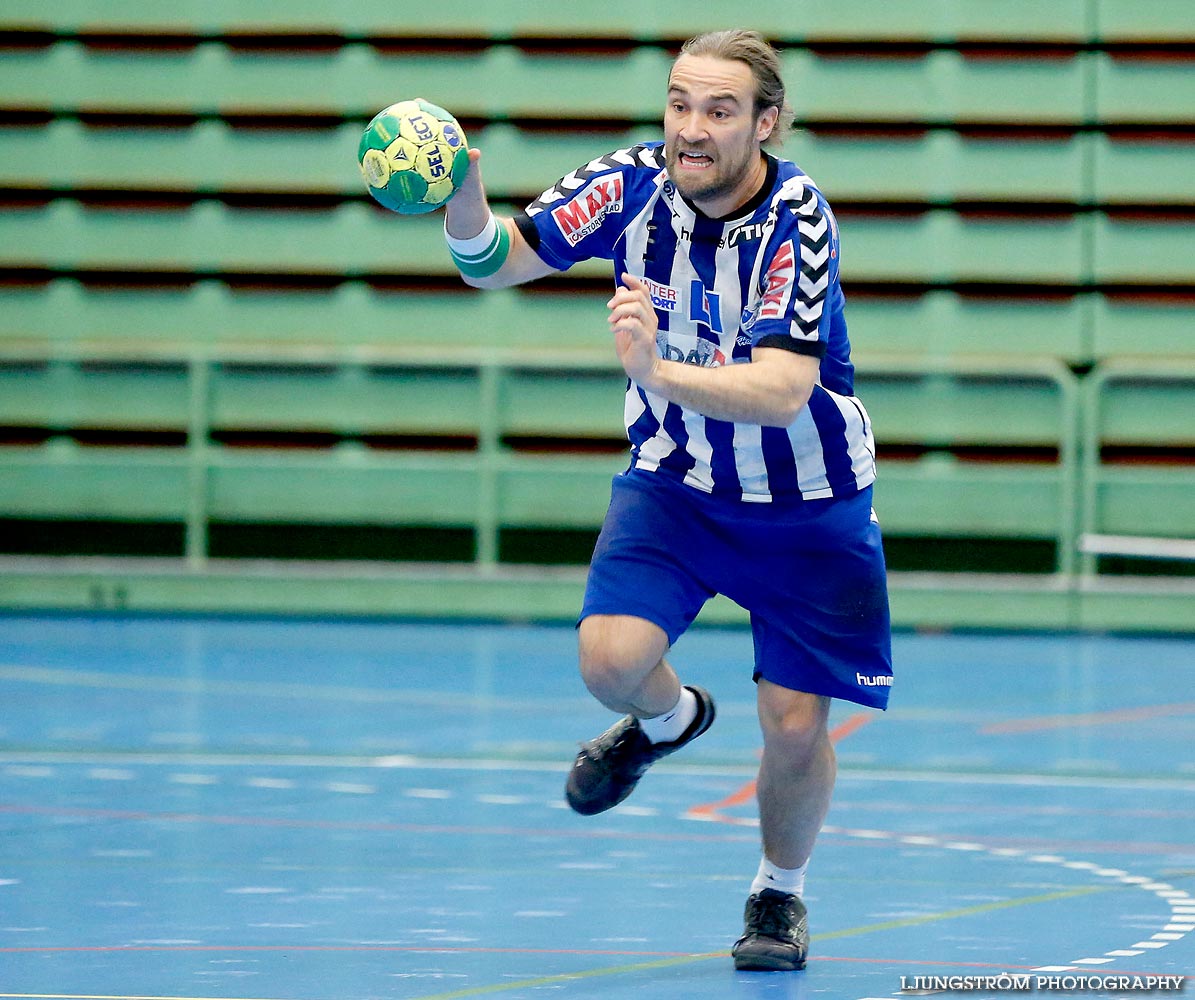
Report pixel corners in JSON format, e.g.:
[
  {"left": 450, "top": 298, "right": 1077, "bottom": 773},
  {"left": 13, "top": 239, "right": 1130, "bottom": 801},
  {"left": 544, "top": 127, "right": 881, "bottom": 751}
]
[
  {"left": 551, "top": 176, "right": 624, "bottom": 246},
  {"left": 688, "top": 280, "right": 723, "bottom": 333},
  {"left": 856, "top": 673, "right": 892, "bottom": 687},
  {"left": 675, "top": 222, "right": 766, "bottom": 249}
]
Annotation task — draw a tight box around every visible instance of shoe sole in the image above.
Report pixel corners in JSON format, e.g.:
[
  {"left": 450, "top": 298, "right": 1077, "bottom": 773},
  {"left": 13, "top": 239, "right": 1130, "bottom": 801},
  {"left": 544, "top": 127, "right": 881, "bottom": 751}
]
[{"left": 733, "top": 952, "right": 807, "bottom": 972}]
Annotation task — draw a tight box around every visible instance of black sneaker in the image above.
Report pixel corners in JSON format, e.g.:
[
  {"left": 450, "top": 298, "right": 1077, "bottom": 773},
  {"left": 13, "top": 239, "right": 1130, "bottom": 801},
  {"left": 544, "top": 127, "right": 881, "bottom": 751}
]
[
  {"left": 565, "top": 685, "right": 715, "bottom": 816},
  {"left": 732, "top": 889, "right": 809, "bottom": 971}
]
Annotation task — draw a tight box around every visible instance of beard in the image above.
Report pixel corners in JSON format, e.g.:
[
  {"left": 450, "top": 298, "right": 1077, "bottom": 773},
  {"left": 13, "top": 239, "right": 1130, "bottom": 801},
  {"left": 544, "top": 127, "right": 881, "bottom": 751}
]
[{"left": 664, "top": 138, "right": 758, "bottom": 207}]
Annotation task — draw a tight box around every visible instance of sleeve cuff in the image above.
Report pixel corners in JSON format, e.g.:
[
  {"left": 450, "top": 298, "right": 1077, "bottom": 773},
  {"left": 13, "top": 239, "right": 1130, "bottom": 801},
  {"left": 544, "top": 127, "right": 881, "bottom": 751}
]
[{"left": 755, "top": 334, "right": 828, "bottom": 359}]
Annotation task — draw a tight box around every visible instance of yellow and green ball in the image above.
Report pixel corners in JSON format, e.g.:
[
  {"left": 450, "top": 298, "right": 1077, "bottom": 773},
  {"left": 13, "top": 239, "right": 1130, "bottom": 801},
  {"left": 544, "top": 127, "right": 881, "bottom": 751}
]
[{"left": 358, "top": 99, "right": 469, "bottom": 214}]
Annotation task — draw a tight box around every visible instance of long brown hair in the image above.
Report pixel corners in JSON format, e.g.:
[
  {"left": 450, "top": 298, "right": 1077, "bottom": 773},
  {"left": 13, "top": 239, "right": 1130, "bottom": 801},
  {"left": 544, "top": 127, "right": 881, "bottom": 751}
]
[{"left": 678, "top": 30, "right": 794, "bottom": 149}]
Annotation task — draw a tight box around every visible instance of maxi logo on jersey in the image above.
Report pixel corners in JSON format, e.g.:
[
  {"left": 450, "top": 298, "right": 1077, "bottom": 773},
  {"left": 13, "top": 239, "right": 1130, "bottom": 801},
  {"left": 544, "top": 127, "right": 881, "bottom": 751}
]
[{"left": 551, "top": 175, "right": 624, "bottom": 246}]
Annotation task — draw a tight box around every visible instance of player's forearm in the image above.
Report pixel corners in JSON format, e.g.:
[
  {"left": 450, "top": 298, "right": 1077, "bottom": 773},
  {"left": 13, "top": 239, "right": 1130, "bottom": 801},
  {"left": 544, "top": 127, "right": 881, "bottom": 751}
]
[
  {"left": 443, "top": 147, "right": 520, "bottom": 289},
  {"left": 443, "top": 210, "right": 518, "bottom": 289},
  {"left": 639, "top": 356, "right": 813, "bottom": 428},
  {"left": 444, "top": 194, "right": 555, "bottom": 290}
]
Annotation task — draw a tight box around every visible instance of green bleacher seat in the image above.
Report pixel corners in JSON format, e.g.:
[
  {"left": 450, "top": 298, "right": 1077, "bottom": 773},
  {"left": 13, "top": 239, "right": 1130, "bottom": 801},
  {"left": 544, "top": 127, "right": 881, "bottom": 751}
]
[
  {"left": 210, "top": 363, "right": 484, "bottom": 437},
  {"left": 0, "top": 41, "right": 673, "bottom": 121},
  {"left": 1080, "top": 361, "right": 1195, "bottom": 568},
  {"left": 210, "top": 450, "right": 627, "bottom": 533},
  {"left": 0, "top": 281, "right": 1092, "bottom": 367},
  {"left": 0, "top": 444, "right": 189, "bottom": 520},
  {"left": 1, "top": 200, "right": 1094, "bottom": 286},
  {"left": 788, "top": 131, "right": 1089, "bottom": 204},
  {"left": 839, "top": 211, "right": 1086, "bottom": 285},
  {"left": 1094, "top": 53, "right": 1195, "bottom": 126},
  {"left": 853, "top": 358, "right": 1080, "bottom": 567},
  {"left": 3, "top": 119, "right": 1097, "bottom": 208},
  {"left": 0, "top": 0, "right": 1097, "bottom": 43},
  {"left": 494, "top": 453, "right": 627, "bottom": 528},
  {"left": 1093, "top": 213, "right": 1195, "bottom": 285},
  {"left": 0, "top": 200, "right": 616, "bottom": 279},
  {"left": 1090, "top": 294, "right": 1195, "bottom": 360},
  {"left": 1093, "top": 0, "right": 1195, "bottom": 43},
  {"left": 206, "top": 450, "right": 482, "bottom": 526},
  {"left": 878, "top": 461, "right": 1075, "bottom": 540},
  {"left": 862, "top": 367, "right": 1077, "bottom": 449},
  {"left": 0, "top": 358, "right": 190, "bottom": 431},
  {"left": 795, "top": 0, "right": 1090, "bottom": 43},
  {"left": 4, "top": 121, "right": 1124, "bottom": 213},
  {"left": 498, "top": 367, "right": 625, "bottom": 440},
  {"left": 847, "top": 292, "right": 1089, "bottom": 364},
  {"left": 0, "top": 119, "right": 655, "bottom": 202},
  {"left": 784, "top": 50, "right": 1088, "bottom": 125},
  {"left": 466, "top": 124, "right": 659, "bottom": 199},
  {"left": 0, "top": 281, "right": 617, "bottom": 353},
  {"left": 0, "top": 42, "right": 1105, "bottom": 126},
  {"left": 0, "top": 119, "right": 363, "bottom": 194},
  {"left": 1092, "top": 135, "right": 1195, "bottom": 206}
]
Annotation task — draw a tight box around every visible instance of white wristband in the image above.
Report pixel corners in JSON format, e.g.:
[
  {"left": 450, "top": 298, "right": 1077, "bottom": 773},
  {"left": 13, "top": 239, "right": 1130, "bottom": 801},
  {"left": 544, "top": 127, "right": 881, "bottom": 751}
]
[{"left": 444, "top": 212, "right": 499, "bottom": 256}]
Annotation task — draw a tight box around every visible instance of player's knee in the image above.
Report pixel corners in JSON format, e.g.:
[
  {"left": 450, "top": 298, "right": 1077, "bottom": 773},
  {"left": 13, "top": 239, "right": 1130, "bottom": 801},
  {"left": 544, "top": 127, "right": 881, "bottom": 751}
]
[
  {"left": 578, "top": 638, "right": 638, "bottom": 703},
  {"left": 577, "top": 615, "right": 664, "bottom": 704},
  {"left": 759, "top": 689, "right": 830, "bottom": 767}
]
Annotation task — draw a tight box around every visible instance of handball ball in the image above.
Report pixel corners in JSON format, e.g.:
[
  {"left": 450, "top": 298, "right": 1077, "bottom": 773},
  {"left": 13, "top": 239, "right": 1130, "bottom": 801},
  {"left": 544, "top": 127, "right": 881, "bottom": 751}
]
[{"left": 357, "top": 99, "right": 469, "bottom": 214}]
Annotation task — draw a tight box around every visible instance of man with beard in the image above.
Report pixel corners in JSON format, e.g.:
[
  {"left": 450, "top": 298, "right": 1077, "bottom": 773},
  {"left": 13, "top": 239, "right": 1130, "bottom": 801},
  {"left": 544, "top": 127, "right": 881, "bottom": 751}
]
[{"left": 442, "top": 28, "right": 892, "bottom": 972}]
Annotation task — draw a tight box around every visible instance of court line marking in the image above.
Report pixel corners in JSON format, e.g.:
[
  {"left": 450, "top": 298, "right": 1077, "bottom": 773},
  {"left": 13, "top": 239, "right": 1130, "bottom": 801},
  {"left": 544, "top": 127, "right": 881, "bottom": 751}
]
[
  {"left": 0, "top": 664, "right": 583, "bottom": 711},
  {"left": 687, "top": 705, "right": 1193, "bottom": 981},
  {"left": 982, "top": 700, "right": 1195, "bottom": 735},
  {"left": 4, "top": 752, "right": 1194, "bottom": 791},
  {"left": 0, "top": 996, "right": 289, "bottom": 1000},
  {"left": 0, "top": 892, "right": 1105, "bottom": 1000},
  {"left": 3, "top": 748, "right": 1190, "bottom": 993},
  {"left": 402, "top": 888, "right": 1114, "bottom": 1000},
  {"left": 1, "top": 950, "right": 1187, "bottom": 1000}
]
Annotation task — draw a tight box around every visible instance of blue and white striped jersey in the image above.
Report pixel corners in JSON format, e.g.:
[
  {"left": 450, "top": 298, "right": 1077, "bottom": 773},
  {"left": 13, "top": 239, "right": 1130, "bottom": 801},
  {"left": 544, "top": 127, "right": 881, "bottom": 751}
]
[{"left": 514, "top": 141, "right": 876, "bottom": 502}]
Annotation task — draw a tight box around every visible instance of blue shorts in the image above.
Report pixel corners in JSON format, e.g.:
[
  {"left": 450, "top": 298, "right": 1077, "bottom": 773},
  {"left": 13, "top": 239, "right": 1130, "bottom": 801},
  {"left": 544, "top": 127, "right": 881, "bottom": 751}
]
[{"left": 581, "top": 470, "right": 893, "bottom": 709}]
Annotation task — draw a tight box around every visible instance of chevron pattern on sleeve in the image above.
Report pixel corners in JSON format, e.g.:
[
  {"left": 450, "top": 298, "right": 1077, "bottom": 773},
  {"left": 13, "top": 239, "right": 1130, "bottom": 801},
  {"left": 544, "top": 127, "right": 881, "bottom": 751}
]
[
  {"left": 525, "top": 144, "right": 664, "bottom": 217},
  {"left": 789, "top": 188, "right": 831, "bottom": 341}
]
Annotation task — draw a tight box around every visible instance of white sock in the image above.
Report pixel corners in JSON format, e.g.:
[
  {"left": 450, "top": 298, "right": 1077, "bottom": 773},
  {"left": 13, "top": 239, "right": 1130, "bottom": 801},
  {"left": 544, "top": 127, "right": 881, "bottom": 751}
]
[
  {"left": 751, "top": 856, "right": 807, "bottom": 897},
  {"left": 638, "top": 686, "right": 698, "bottom": 744}
]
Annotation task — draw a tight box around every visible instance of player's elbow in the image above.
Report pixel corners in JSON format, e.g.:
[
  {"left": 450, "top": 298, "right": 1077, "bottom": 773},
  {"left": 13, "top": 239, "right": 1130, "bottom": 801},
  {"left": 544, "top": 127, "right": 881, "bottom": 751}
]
[
  {"left": 750, "top": 348, "right": 817, "bottom": 426},
  {"left": 762, "top": 398, "right": 805, "bottom": 428},
  {"left": 763, "top": 381, "right": 814, "bottom": 427}
]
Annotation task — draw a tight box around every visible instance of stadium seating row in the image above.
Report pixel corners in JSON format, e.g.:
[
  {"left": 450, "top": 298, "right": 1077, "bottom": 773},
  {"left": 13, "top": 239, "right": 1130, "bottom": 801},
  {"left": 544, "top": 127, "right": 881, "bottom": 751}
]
[
  {"left": 5, "top": 120, "right": 1195, "bottom": 206},
  {"left": 2, "top": 43, "right": 1194, "bottom": 125},
  {"left": 1, "top": 342, "right": 1190, "bottom": 573},
  {"left": 2, "top": 200, "right": 1192, "bottom": 286},
  {"left": 1, "top": 0, "right": 1189, "bottom": 44},
  {"left": 3, "top": 281, "right": 1193, "bottom": 363}
]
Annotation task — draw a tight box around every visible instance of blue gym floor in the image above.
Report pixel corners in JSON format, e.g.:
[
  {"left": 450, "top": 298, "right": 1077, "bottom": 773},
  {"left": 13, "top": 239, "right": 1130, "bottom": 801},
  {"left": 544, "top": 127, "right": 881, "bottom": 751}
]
[{"left": 0, "top": 614, "right": 1192, "bottom": 999}]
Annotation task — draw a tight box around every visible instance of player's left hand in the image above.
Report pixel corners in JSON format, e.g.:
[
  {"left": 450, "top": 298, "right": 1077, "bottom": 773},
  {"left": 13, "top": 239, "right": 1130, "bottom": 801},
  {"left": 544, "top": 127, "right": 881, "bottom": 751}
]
[{"left": 608, "top": 273, "right": 661, "bottom": 388}]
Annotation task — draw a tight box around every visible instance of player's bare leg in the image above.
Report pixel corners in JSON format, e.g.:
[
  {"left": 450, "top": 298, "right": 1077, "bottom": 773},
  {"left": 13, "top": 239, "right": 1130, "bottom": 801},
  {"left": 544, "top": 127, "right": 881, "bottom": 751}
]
[
  {"left": 756, "top": 682, "right": 835, "bottom": 868},
  {"left": 565, "top": 614, "right": 716, "bottom": 815},
  {"left": 577, "top": 614, "right": 675, "bottom": 716},
  {"left": 733, "top": 681, "right": 833, "bottom": 970}
]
